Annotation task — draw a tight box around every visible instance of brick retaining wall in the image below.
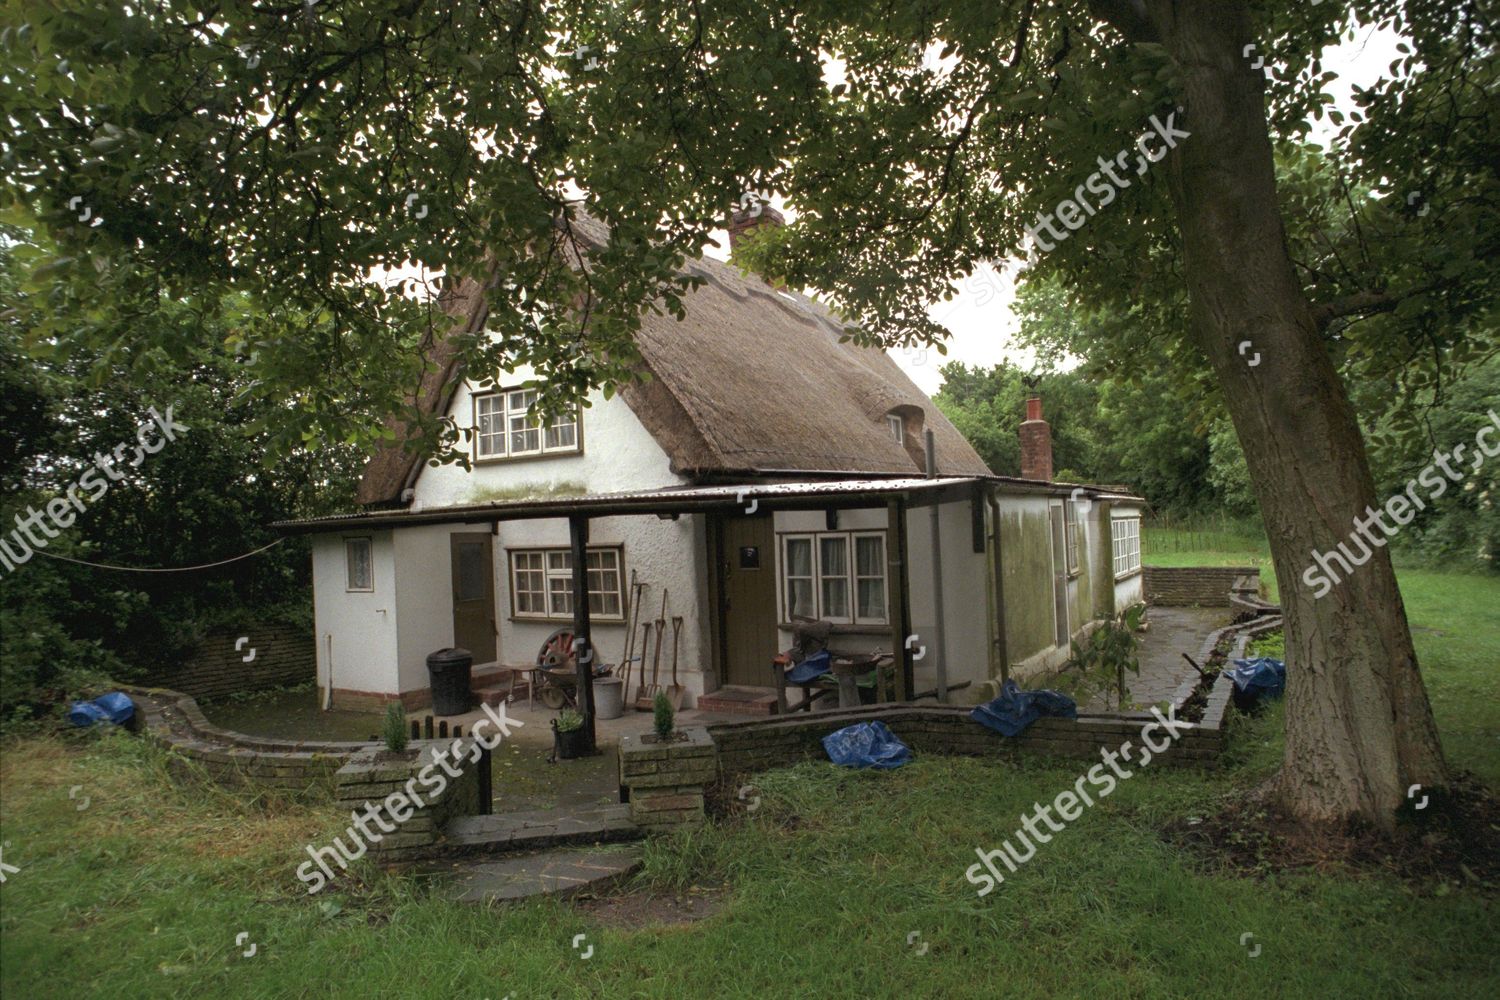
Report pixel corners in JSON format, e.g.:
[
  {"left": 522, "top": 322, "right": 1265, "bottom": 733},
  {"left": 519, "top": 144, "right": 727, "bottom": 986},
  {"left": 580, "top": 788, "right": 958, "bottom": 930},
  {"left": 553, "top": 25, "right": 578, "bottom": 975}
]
[
  {"left": 1143, "top": 566, "right": 1260, "bottom": 607},
  {"left": 151, "top": 624, "right": 314, "bottom": 700},
  {"left": 123, "top": 684, "right": 368, "bottom": 794}
]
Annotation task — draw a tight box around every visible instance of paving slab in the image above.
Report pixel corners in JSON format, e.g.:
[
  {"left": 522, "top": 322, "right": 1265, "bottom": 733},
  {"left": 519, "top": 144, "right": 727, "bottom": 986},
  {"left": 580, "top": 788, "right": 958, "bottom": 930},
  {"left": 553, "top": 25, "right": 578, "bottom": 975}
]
[{"left": 445, "top": 846, "right": 644, "bottom": 904}]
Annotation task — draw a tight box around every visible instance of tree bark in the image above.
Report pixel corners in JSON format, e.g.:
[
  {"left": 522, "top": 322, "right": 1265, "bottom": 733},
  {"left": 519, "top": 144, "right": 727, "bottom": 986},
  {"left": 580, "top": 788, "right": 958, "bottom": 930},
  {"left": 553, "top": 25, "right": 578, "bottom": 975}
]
[{"left": 1139, "top": 0, "right": 1449, "bottom": 828}]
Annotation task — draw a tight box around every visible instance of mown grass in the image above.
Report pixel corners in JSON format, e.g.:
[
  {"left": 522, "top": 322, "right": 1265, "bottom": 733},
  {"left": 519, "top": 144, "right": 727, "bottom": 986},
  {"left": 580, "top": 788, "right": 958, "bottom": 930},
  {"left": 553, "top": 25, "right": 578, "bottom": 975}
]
[
  {"left": 2, "top": 530, "right": 1496, "bottom": 998},
  {"left": 2, "top": 705, "right": 1495, "bottom": 999}
]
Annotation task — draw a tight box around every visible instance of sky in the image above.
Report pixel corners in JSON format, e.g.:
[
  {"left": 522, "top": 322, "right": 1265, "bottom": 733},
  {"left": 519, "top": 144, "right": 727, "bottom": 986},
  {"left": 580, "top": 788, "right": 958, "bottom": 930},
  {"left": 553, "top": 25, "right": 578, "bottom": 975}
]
[{"left": 700, "top": 22, "right": 1408, "bottom": 395}]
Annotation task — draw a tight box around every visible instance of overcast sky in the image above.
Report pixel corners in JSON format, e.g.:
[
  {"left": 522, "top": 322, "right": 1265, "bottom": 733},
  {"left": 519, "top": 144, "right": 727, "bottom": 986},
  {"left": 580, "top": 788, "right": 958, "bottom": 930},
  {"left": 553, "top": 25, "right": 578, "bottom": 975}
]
[{"left": 701, "top": 23, "right": 1407, "bottom": 394}]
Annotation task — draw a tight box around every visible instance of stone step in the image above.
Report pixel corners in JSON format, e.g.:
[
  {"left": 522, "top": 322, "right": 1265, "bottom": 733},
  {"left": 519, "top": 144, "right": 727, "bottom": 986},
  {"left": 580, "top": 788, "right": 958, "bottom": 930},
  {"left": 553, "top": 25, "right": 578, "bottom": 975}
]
[
  {"left": 440, "top": 804, "right": 641, "bottom": 857},
  {"left": 445, "top": 845, "right": 645, "bottom": 904}
]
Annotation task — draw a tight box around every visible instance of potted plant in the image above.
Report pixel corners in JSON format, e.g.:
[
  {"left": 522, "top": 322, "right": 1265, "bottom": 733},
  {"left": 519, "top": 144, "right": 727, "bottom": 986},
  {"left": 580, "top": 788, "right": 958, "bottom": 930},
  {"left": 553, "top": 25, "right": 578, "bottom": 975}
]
[{"left": 552, "top": 709, "right": 588, "bottom": 759}]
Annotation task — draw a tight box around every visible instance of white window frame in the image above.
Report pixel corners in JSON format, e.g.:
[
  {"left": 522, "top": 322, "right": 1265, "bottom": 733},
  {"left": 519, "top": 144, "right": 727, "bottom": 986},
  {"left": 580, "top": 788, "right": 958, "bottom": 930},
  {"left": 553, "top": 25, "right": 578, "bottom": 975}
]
[
  {"left": 780, "top": 530, "right": 888, "bottom": 625},
  {"left": 1064, "top": 500, "right": 1080, "bottom": 575},
  {"left": 473, "top": 386, "right": 580, "bottom": 462},
  {"left": 507, "top": 546, "right": 624, "bottom": 620},
  {"left": 344, "top": 537, "right": 374, "bottom": 592},
  {"left": 886, "top": 413, "right": 905, "bottom": 444},
  {"left": 1112, "top": 517, "right": 1142, "bottom": 579}
]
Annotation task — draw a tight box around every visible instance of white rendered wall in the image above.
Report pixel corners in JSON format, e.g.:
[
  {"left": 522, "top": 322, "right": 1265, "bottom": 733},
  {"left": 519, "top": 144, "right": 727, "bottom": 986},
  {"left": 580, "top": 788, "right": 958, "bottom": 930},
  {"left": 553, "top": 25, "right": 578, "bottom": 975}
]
[
  {"left": 400, "top": 363, "right": 713, "bottom": 702},
  {"left": 411, "top": 364, "right": 686, "bottom": 508},
  {"left": 312, "top": 531, "right": 400, "bottom": 697},
  {"left": 393, "top": 525, "right": 470, "bottom": 695},
  {"left": 492, "top": 513, "right": 712, "bottom": 706}
]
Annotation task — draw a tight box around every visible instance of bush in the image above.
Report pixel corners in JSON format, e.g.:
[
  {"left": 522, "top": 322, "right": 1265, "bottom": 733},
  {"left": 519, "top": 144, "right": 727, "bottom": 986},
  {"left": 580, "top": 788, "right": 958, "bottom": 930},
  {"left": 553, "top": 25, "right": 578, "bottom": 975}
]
[
  {"left": 381, "top": 702, "right": 408, "bottom": 753},
  {"left": 653, "top": 692, "right": 675, "bottom": 739}
]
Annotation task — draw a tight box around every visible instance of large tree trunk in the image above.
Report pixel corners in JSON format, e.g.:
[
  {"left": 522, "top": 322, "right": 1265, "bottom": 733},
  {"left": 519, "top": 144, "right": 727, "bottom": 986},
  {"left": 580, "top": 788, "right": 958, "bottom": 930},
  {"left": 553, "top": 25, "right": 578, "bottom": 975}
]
[{"left": 1140, "top": 0, "right": 1449, "bottom": 828}]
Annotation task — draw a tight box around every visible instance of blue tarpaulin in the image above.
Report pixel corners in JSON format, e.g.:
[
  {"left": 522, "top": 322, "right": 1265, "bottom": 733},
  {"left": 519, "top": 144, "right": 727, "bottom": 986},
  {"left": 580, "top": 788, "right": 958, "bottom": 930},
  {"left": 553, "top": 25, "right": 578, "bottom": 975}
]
[
  {"left": 1225, "top": 657, "right": 1286, "bottom": 703},
  {"left": 970, "top": 680, "right": 1078, "bottom": 736},
  {"left": 67, "top": 691, "right": 136, "bottom": 728},
  {"left": 822, "top": 720, "right": 912, "bottom": 770},
  {"left": 786, "top": 650, "right": 832, "bottom": 685}
]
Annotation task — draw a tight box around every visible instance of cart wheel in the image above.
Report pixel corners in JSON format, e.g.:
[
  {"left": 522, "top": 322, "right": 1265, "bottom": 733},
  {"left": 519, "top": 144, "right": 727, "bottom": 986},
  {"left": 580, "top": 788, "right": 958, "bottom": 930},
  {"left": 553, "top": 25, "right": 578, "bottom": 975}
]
[
  {"left": 539, "top": 684, "right": 568, "bottom": 710},
  {"left": 538, "top": 628, "right": 576, "bottom": 670}
]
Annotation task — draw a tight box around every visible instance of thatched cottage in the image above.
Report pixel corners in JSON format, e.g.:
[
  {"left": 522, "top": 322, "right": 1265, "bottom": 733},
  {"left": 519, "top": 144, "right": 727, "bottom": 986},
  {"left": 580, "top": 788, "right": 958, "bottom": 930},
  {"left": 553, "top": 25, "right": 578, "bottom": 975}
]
[{"left": 277, "top": 210, "right": 1145, "bottom": 719}]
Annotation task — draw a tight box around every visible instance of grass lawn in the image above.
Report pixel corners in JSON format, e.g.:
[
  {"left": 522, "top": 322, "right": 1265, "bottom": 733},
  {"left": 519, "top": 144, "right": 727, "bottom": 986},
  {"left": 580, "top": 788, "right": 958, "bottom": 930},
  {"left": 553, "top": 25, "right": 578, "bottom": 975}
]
[{"left": 2, "top": 536, "right": 1495, "bottom": 998}]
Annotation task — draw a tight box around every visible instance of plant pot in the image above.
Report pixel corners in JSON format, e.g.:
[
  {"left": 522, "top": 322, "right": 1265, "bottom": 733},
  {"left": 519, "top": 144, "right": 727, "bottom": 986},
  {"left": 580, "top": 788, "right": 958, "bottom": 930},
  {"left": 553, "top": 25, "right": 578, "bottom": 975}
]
[{"left": 553, "top": 723, "right": 589, "bottom": 760}]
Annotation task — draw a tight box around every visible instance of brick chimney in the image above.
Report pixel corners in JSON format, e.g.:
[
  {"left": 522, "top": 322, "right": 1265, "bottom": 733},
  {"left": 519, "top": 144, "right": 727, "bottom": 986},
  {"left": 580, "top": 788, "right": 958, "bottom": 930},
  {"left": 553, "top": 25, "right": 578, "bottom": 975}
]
[
  {"left": 728, "top": 199, "right": 785, "bottom": 256},
  {"left": 1019, "top": 395, "right": 1053, "bottom": 481}
]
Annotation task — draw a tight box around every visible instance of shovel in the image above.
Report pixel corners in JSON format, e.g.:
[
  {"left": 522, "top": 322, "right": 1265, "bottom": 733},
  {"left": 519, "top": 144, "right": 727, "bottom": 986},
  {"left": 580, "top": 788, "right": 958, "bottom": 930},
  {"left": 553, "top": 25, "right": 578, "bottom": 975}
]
[
  {"left": 633, "top": 621, "right": 653, "bottom": 708},
  {"left": 666, "top": 615, "right": 686, "bottom": 709},
  {"left": 635, "top": 590, "right": 668, "bottom": 710}
]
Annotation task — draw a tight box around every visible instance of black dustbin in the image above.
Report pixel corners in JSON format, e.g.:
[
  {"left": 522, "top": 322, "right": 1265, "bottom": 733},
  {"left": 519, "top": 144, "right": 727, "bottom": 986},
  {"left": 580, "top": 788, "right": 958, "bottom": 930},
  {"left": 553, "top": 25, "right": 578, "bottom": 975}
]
[{"left": 426, "top": 647, "right": 474, "bottom": 716}]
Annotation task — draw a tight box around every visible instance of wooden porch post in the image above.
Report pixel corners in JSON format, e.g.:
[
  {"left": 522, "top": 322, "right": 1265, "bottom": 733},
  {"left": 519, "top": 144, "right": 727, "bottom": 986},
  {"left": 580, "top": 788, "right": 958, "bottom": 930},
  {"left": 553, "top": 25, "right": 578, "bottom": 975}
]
[
  {"left": 886, "top": 497, "right": 914, "bottom": 702},
  {"left": 569, "top": 515, "right": 596, "bottom": 753}
]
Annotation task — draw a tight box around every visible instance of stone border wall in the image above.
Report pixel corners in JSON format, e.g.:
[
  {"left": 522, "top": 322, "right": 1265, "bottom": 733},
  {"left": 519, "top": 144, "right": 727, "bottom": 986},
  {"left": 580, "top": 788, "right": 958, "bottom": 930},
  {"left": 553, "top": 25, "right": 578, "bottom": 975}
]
[
  {"left": 151, "top": 623, "right": 314, "bottom": 700},
  {"left": 122, "top": 684, "right": 371, "bottom": 794},
  {"left": 334, "top": 739, "right": 483, "bottom": 861},
  {"left": 1143, "top": 566, "right": 1260, "bottom": 607}
]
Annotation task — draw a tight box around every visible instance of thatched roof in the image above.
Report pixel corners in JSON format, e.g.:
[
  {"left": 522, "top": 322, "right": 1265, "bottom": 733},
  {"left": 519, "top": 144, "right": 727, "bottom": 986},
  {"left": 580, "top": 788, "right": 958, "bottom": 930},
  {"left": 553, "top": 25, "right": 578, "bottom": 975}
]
[{"left": 355, "top": 216, "right": 991, "bottom": 506}]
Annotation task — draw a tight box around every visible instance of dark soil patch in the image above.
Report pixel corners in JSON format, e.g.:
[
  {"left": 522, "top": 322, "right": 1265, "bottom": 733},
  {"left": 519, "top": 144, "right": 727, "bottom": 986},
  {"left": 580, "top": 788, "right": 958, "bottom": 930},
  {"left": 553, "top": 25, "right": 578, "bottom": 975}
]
[
  {"left": 578, "top": 885, "right": 728, "bottom": 929},
  {"left": 1163, "top": 776, "right": 1500, "bottom": 892}
]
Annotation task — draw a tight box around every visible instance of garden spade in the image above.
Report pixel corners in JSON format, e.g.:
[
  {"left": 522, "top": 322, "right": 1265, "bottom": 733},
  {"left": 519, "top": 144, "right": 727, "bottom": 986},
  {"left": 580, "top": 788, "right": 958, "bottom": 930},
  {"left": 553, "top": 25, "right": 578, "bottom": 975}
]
[
  {"left": 636, "top": 590, "right": 668, "bottom": 710},
  {"left": 666, "top": 615, "right": 686, "bottom": 709}
]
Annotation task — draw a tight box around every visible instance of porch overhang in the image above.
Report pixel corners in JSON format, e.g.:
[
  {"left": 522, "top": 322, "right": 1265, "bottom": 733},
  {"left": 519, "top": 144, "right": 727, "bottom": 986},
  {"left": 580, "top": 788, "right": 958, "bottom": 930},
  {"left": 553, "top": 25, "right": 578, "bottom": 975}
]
[{"left": 271, "top": 476, "right": 993, "bottom": 534}]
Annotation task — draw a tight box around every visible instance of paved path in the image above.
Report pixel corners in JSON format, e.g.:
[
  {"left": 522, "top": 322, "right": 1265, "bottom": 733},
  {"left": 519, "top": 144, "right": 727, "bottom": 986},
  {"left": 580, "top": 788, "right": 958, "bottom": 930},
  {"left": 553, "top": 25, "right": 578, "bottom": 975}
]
[{"left": 1082, "top": 606, "right": 1228, "bottom": 711}]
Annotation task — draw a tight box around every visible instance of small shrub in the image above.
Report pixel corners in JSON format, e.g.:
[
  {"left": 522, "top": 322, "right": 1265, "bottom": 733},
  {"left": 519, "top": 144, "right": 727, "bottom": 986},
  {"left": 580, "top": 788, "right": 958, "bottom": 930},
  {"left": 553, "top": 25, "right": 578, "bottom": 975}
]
[
  {"left": 653, "top": 691, "right": 675, "bottom": 739},
  {"left": 1066, "top": 604, "right": 1144, "bottom": 709},
  {"left": 381, "top": 702, "right": 408, "bottom": 753},
  {"left": 554, "top": 708, "right": 584, "bottom": 733}
]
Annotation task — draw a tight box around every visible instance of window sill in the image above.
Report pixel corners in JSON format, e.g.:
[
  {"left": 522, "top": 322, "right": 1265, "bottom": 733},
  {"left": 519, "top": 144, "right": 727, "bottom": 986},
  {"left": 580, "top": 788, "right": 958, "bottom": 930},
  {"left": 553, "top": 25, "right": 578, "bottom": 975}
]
[
  {"left": 1113, "top": 568, "right": 1143, "bottom": 582},
  {"left": 509, "top": 616, "right": 626, "bottom": 625},
  {"left": 778, "top": 622, "right": 891, "bottom": 635},
  {"left": 474, "top": 449, "right": 583, "bottom": 466}
]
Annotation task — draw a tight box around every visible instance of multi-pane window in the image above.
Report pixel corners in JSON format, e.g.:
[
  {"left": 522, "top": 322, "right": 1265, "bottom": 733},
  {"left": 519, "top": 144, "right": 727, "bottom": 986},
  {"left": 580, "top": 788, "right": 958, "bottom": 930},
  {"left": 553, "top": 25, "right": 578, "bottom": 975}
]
[
  {"left": 1064, "top": 500, "right": 1080, "bottom": 574},
  {"left": 474, "top": 388, "right": 580, "bottom": 461},
  {"left": 886, "top": 413, "right": 905, "bottom": 444},
  {"left": 345, "top": 538, "right": 373, "bottom": 592},
  {"left": 1112, "top": 517, "right": 1142, "bottom": 578},
  {"left": 508, "top": 547, "right": 623, "bottom": 619},
  {"left": 781, "top": 532, "right": 888, "bottom": 624}
]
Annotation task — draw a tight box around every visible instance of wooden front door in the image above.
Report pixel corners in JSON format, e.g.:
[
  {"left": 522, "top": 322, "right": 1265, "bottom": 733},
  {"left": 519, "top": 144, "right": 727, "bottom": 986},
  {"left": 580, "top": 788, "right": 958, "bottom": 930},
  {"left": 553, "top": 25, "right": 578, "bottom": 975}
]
[
  {"left": 721, "top": 515, "right": 779, "bottom": 687},
  {"left": 451, "top": 532, "right": 497, "bottom": 663}
]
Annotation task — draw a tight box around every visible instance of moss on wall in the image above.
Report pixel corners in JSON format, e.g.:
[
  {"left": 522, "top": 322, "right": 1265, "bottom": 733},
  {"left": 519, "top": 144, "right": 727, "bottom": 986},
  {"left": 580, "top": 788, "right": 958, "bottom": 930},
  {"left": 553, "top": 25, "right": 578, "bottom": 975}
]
[{"left": 999, "top": 501, "right": 1057, "bottom": 663}]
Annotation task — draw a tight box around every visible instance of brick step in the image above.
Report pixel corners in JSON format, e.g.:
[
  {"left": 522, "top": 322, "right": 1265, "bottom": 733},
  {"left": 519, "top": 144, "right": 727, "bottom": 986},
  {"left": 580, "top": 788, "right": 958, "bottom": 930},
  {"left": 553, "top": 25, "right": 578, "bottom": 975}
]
[
  {"left": 439, "top": 804, "right": 641, "bottom": 857},
  {"left": 695, "top": 686, "right": 780, "bottom": 716},
  {"left": 473, "top": 682, "right": 529, "bottom": 707}
]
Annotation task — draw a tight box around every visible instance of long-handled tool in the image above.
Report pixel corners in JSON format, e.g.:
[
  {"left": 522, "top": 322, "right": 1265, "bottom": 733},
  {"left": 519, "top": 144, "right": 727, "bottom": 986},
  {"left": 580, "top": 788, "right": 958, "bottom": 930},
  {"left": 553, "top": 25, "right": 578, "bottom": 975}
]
[
  {"left": 619, "top": 573, "right": 642, "bottom": 700},
  {"left": 666, "top": 615, "right": 686, "bottom": 709},
  {"left": 636, "top": 590, "right": 668, "bottom": 710},
  {"left": 634, "top": 621, "right": 653, "bottom": 706}
]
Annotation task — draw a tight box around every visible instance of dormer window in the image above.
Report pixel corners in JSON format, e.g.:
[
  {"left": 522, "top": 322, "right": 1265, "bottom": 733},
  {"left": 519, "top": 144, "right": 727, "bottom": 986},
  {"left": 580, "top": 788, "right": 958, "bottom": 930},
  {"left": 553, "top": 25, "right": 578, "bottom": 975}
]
[
  {"left": 886, "top": 413, "right": 905, "bottom": 444},
  {"left": 474, "top": 388, "right": 581, "bottom": 462}
]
